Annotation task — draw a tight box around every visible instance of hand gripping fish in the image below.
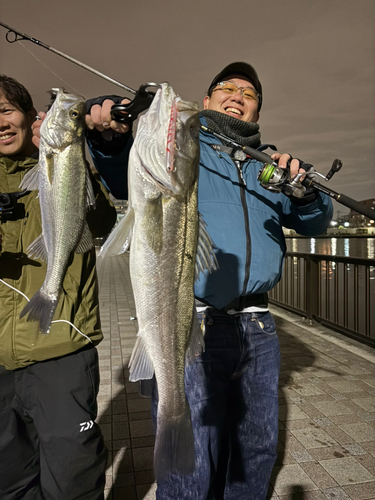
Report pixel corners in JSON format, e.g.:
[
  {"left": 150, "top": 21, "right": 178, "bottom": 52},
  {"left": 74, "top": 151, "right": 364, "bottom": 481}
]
[
  {"left": 19, "top": 89, "right": 96, "bottom": 334},
  {"left": 100, "top": 83, "right": 217, "bottom": 478}
]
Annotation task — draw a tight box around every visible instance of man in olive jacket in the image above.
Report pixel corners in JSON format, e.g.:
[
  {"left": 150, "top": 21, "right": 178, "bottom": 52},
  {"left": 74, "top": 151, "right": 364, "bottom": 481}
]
[{"left": 0, "top": 75, "right": 116, "bottom": 499}]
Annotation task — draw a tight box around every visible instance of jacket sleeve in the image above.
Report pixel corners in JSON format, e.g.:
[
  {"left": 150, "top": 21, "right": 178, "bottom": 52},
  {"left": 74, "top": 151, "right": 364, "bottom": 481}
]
[
  {"left": 86, "top": 171, "right": 117, "bottom": 238},
  {"left": 280, "top": 192, "right": 334, "bottom": 236},
  {"left": 86, "top": 129, "right": 133, "bottom": 200}
]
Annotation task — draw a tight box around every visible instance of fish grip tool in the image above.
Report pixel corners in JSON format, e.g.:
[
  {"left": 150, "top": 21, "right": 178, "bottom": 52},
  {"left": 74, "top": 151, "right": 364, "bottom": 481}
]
[
  {"left": 0, "top": 21, "right": 159, "bottom": 123},
  {"left": 201, "top": 125, "right": 375, "bottom": 219},
  {"left": 110, "top": 83, "right": 160, "bottom": 123}
]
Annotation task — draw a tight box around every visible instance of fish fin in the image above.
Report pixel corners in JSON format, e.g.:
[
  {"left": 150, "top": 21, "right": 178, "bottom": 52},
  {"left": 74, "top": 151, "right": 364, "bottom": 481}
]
[
  {"left": 185, "top": 307, "right": 205, "bottom": 365},
  {"left": 195, "top": 213, "right": 219, "bottom": 280},
  {"left": 19, "top": 163, "right": 40, "bottom": 191},
  {"left": 128, "top": 335, "right": 155, "bottom": 382},
  {"left": 154, "top": 409, "right": 195, "bottom": 480},
  {"left": 99, "top": 208, "right": 134, "bottom": 258},
  {"left": 26, "top": 234, "right": 48, "bottom": 262},
  {"left": 75, "top": 222, "right": 94, "bottom": 254},
  {"left": 19, "top": 291, "right": 58, "bottom": 335},
  {"left": 85, "top": 167, "right": 96, "bottom": 209}
]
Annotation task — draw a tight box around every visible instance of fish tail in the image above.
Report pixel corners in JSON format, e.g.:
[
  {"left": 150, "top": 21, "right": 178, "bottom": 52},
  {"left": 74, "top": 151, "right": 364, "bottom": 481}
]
[
  {"left": 154, "top": 408, "right": 195, "bottom": 479},
  {"left": 19, "top": 291, "right": 58, "bottom": 335}
]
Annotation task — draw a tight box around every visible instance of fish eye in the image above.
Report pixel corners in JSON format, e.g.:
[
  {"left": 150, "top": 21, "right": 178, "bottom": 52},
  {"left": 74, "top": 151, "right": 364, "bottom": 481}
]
[{"left": 70, "top": 110, "right": 79, "bottom": 118}]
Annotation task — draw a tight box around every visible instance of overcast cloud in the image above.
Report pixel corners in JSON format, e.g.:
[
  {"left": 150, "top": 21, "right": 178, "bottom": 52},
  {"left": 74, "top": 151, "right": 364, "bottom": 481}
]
[{"left": 1, "top": 0, "right": 374, "bottom": 214}]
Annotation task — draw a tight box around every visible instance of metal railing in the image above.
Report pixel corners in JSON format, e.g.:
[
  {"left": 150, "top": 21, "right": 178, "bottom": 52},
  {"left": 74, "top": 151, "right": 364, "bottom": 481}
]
[{"left": 269, "top": 252, "right": 375, "bottom": 347}]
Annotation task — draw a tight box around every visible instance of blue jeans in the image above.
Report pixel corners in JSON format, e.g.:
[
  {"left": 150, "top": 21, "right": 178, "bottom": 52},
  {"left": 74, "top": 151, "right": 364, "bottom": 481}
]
[{"left": 151, "top": 310, "right": 280, "bottom": 500}]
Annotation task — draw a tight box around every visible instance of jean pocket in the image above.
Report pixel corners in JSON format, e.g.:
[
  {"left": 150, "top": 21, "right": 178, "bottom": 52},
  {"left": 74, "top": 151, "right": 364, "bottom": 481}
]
[{"left": 252, "top": 312, "right": 276, "bottom": 336}]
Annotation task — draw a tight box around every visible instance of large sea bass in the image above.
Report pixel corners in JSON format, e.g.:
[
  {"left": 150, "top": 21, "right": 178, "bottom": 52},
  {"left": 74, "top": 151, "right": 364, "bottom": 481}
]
[
  {"left": 19, "top": 89, "right": 96, "bottom": 334},
  {"left": 100, "top": 82, "right": 217, "bottom": 478}
]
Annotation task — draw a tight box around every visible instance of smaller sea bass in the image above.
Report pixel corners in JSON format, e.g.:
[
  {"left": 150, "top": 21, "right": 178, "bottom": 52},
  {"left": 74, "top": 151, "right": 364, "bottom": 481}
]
[
  {"left": 19, "top": 88, "right": 96, "bottom": 334},
  {"left": 100, "top": 83, "right": 217, "bottom": 479}
]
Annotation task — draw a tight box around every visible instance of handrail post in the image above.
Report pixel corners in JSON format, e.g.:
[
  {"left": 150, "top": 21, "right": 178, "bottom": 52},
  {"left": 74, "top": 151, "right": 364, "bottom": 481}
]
[{"left": 305, "top": 256, "right": 319, "bottom": 321}]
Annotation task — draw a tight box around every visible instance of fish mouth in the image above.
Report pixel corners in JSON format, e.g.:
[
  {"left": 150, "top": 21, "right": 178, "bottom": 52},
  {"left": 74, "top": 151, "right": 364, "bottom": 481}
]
[{"left": 141, "top": 161, "right": 181, "bottom": 196}]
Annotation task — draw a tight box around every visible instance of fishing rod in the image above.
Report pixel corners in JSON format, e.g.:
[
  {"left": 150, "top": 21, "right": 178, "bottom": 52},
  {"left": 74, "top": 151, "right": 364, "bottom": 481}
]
[
  {"left": 0, "top": 21, "right": 159, "bottom": 122},
  {"left": 201, "top": 125, "right": 375, "bottom": 220}
]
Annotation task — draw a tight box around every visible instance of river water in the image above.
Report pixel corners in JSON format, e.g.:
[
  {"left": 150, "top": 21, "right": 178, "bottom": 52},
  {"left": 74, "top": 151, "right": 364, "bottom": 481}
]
[{"left": 285, "top": 237, "right": 375, "bottom": 259}]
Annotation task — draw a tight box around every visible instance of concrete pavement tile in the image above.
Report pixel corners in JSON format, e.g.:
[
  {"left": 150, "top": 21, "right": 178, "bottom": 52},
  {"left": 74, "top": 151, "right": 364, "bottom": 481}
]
[
  {"left": 129, "top": 411, "right": 153, "bottom": 421},
  {"left": 128, "top": 398, "right": 152, "bottom": 413},
  {"left": 111, "top": 486, "right": 137, "bottom": 500},
  {"left": 132, "top": 447, "right": 154, "bottom": 471},
  {"left": 112, "top": 413, "right": 129, "bottom": 422},
  {"left": 338, "top": 423, "right": 375, "bottom": 443},
  {"left": 271, "top": 464, "right": 318, "bottom": 495},
  {"left": 329, "top": 414, "right": 364, "bottom": 425},
  {"left": 278, "top": 492, "right": 327, "bottom": 499},
  {"left": 284, "top": 419, "right": 316, "bottom": 430},
  {"left": 322, "top": 487, "right": 352, "bottom": 499},
  {"left": 342, "top": 444, "right": 367, "bottom": 456},
  {"left": 278, "top": 430, "right": 306, "bottom": 451},
  {"left": 356, "top": 455, "right": 375, "bottom": 475},
  {"left": 275, "top": 451, "right": 297, "bottom": 465},
  {"left": 313, "top": 418, "right": 334, "bottom": 427},
  {"left": 352, "top": 398, "right": 375, "bottom": 413},
  {"left": 112, "top": 439, "right": 131, "bottom": 451},
  {"left": 112, "top": 421, "right": 130, "bottom": 440},
  {"left": 331, "top": 393, "right": 349, "bottom": 401},
  {"left": 132, "top": 436, "right": 155, "bottom": 448},
  {"left": 326, "top": 381, "right": 366, "bottom": 394},
  {"left": 298, "top": 403, "right": 326, "bottom": 418},
  {"left": 311, "top": 400, "right": 355, "bottom": 417},
  {"left": 319, "top": 457, "right": 375, "bottom": 485},
  {"left": 279, "top": 404, "right": 310, "bottom": 421},
  {"left": 129, "top": 419, "right": 154, "bottom": 438},
  {"left": 112, "top": 399, "right": 128, "bottom": 415},
  {"left": 291, "top": 427, "right": 338, "bottom": 449},
  {"left": 340, "top": 366, "right": 372, "bottom": 376},
  {"left": 137, "top": 483, "right": 157, "bottom": 500},
  {"left": 300, "top": 462, "right": 339, "bottom": 489},
  {"left": 126, "top": 382, "right": 139, "bottom": 394},
  {"left": 134, "top": 470, "right": 155, "bottom": 485},
  {"left": 291, "top": 450, "right": 315, "bottom": 463},
  {"left": 289, "top": 383, "right": 327, "bottom": 397},
  {"left": 343, "top": 482, "right": 375, "bottom": 499},
  {"left": 324, "top": 426, "right": 354, "bottom": 446},
  {"left": 100, "top": 423, "right": 112, "bottom": 442},
  {"left": 309, "top": 447, "right": 351, "bottom": 461}
]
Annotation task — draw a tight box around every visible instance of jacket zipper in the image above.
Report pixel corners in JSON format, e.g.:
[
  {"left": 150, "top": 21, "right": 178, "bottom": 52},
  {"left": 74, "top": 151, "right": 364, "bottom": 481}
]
[{"left": 234, "top": 160, "right": 251, "bottom": 308}]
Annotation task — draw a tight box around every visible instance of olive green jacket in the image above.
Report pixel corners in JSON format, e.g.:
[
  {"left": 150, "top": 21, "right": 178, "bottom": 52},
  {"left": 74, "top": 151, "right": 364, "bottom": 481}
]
[{"left": 0, "top": 154, "right": 117, "bottom": 370}]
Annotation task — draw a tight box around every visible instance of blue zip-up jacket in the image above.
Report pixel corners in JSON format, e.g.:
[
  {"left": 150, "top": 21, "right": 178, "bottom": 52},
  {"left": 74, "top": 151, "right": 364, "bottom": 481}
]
[{"left": 88, "top": 115, "right": 333, "bottom": 310}]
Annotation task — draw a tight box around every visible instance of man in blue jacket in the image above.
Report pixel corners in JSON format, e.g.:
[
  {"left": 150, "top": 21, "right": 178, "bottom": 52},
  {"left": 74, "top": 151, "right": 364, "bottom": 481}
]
[{"left": 77, "top": 62, "right": 332, "bottom": 499}]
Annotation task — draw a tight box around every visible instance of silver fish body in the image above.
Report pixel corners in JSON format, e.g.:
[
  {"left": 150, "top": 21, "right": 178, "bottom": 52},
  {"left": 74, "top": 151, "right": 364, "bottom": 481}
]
[
  {"left": 19, "top": 89, "right": 95, "bottom": 334},
  {"left": 100, "top": 83, "right": 217, "bottom": 478}
]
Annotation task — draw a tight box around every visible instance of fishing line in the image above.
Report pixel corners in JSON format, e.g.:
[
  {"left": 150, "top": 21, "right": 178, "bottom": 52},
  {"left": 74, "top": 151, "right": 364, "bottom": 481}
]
[
  {"left": 18, "top": 41, "right": 84, "bottom": 97},
  {"left": 0, "top": 278, "right": 92, "bottom": 342}
]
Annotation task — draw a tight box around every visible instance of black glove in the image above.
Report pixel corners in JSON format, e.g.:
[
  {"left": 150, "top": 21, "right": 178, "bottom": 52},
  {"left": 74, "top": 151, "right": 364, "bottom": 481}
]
[
  {"left": 85, "top": 96, "right": 132, "bottom": 156},
  {"left": 286, "top": 160, "right": 319, "bottom": 206}
]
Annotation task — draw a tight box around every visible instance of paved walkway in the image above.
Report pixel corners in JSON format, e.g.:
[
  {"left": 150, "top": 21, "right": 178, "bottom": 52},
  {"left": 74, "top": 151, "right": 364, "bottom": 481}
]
[{"left": 96, "top": 253, "right": 375, "bottom": 500}]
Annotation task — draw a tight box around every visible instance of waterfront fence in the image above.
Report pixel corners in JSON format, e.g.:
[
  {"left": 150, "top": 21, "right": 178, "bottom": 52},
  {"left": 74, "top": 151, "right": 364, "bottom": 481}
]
[{"left": 269, "top": 252, "right": 375, "bottom": 346}]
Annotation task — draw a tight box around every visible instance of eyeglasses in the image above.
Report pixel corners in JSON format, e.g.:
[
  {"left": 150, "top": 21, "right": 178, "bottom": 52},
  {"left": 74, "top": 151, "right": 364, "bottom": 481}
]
[{"left": 212, "top": 81, "right": 260, "bottom": 102}]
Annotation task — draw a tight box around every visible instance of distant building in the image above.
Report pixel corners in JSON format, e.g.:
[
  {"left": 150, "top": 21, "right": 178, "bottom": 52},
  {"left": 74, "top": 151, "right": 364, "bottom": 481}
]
[{"left": 349, "top": 198, "right": 375, "bottom": 227}]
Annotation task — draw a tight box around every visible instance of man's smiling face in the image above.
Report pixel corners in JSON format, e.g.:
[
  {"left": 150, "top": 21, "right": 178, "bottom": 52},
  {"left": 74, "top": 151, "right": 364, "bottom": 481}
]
[
  {"left": 0, "top": 94, "right": 36, "bottom": 157},
  {"left": 203, "top": 75, "right": 259, "bottom": 123}
]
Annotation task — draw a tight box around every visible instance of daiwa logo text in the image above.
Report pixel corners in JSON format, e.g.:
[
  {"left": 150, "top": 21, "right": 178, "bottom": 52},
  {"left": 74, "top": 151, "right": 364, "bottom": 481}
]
[{"left": 80, "top": 420, "right": 94, "bottom": 432}]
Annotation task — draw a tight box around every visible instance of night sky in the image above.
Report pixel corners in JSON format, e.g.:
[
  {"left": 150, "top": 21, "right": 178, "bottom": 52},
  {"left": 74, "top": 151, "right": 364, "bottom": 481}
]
[{"left": 1, "top": 0, "right": 374, "bottom": 214}]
